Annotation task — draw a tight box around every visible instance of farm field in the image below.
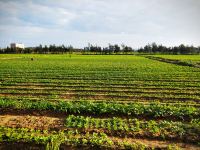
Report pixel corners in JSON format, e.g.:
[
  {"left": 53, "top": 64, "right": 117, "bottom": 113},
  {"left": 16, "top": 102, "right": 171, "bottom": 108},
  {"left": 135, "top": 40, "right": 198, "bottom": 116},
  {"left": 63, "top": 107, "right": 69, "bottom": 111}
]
[
  {"left": 0, "top": 54, "right": 200, "bottom": 149},
  {"left": 153, "top": 55, "right": 200, "bottom": 61},
  {"left": 146, "top": 55, "right": 200, "bottom": 68}
]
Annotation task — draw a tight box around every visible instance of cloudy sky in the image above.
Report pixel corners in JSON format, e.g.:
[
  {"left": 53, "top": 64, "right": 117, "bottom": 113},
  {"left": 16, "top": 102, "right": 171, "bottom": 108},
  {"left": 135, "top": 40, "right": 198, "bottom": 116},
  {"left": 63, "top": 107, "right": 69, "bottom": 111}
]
[{"left": 0, "top": 0, "right": 200, "bottom": 48}]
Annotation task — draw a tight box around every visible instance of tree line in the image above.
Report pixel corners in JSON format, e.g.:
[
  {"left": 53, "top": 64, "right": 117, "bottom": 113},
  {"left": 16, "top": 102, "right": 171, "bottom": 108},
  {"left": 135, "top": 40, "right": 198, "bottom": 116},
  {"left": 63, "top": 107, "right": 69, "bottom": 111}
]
[
  {"left": 0, "top": 44, "right": 74, "bottom": 54},
  {"left": 138, "top": 43, "right": 200, "bottom": 54},
  {"left": 0, "top": 43, "right": 200, "bottom": 54},
  {"left": 83, "top": 44, "right": 133, "bottom": 54}
]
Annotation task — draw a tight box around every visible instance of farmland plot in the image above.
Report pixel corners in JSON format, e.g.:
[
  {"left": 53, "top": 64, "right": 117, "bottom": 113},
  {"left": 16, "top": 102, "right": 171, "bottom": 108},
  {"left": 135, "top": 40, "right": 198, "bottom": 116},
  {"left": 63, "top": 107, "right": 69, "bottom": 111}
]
[
  {"left": 0, "top": 54, "right": 200, "bottom": 149},
  {"left": 145, "top": 55, "right": 200, "bottom": 68}
]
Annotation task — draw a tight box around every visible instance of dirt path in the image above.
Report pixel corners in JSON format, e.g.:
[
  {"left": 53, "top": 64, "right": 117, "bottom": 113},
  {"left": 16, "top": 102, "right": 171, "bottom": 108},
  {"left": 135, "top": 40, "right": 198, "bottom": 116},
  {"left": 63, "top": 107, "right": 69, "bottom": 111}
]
[
  {"left": 111, "top": 137, "right": 200, "bottom": 150},
  {"left": 144, "top": 55, "right": 200, "bottom": 69},
  {"left": 0, "top": 114, "right": 65, "bottom": 130}
]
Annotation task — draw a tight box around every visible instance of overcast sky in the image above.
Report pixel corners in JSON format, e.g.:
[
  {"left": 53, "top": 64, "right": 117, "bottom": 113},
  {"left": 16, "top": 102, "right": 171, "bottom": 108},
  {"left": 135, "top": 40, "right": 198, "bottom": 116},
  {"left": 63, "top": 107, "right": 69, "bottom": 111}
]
[{"left": 0, "top": 0, "right": 200, "bottom": 48}]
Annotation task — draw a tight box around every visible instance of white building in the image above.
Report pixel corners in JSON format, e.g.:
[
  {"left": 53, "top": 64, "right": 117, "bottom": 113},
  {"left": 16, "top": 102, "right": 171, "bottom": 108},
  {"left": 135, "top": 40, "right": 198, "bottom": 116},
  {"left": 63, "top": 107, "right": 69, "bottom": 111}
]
[{"left": 10, "top": 43, "right": 25, "bottom": 49}]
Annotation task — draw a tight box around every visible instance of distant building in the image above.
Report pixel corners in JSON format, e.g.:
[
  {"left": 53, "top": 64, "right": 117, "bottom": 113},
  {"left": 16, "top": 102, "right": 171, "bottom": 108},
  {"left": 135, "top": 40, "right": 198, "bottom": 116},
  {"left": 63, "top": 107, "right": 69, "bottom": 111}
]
[{"left": 10, "top": 43, "right": 25, "bottom": 49}]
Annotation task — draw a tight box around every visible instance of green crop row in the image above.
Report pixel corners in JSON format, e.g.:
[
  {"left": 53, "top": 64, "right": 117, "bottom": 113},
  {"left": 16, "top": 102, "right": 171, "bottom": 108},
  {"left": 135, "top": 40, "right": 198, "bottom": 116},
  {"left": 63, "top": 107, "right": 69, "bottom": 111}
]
[
  {"left": 1, "top": 85, "right": 200, "bottom": 92},
  {"left": 2, "top": 76, "right": 200, "bottom": 84},
  {"left": 1, "top": 88, "right": 200, "bottom": 98},
  {"left": 0, "top": 126, "right": 170, "bottom": 150},
  {"left": 65, "top": 115, "right": 200, "bottom": 143},
  {"left": 0, "top": 98, "right": 199, "bottom": 120}
]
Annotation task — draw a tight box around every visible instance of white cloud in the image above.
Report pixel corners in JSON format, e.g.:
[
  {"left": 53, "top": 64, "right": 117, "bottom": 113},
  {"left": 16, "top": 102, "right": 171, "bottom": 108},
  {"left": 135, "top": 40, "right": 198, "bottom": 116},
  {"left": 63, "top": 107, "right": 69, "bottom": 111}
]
[{"left": 0, "top": 0, "right": 200, "bottom": 48}]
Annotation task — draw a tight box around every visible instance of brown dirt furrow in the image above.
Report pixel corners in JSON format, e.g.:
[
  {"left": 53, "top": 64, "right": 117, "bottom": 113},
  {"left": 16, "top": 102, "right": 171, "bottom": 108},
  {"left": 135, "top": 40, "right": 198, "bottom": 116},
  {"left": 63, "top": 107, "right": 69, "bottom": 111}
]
[
  {"left": 0, "top": 114, "right": 65, "bottom": 130},
  {"left": 111, "top": 137, "right": 200, "bottom": 150}
]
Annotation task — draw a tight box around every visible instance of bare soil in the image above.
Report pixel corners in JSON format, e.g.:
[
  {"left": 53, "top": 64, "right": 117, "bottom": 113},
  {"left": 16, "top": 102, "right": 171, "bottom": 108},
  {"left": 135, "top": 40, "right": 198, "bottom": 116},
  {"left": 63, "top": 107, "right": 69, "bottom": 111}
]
[
  {"left": 0, "top": 114, "right": 64, "bottom": 130},
  {"left": 111, "top": 137, "right": 200, "bottom": 150}
]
